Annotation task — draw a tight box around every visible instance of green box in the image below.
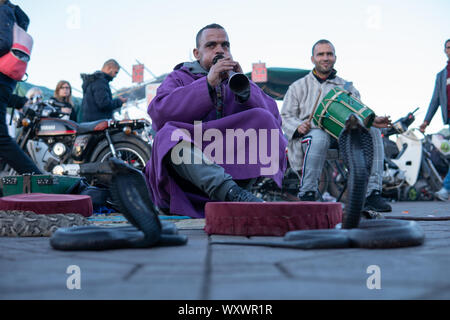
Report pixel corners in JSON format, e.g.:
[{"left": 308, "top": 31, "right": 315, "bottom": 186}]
[{"left": 1, "top": 175, "right": 82, "bottom": 197}]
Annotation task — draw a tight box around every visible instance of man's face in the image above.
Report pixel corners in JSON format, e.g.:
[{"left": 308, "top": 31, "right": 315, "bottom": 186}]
[
  {"left": 103, "top": 66, "right": 120, "bottom": 79},
  {"left": 445, "top": 41, "right": 450, "bottom": 60},
  {"left": 193, "top": 28, "right": 231, "bottom": 71},
  {"left": 311, "top": 43, "right": 336, "bottom": 75},
  {"left": 108, "top": 66, "right": 120, "bottom": 79}
]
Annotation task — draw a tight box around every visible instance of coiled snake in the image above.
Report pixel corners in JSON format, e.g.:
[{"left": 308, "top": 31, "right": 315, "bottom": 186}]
[
  {"left": 211, "top": 114, "right": 425, "bottom": 249},
  {"left": 50, "top": 158, "right": 188, "bottom": 251}
]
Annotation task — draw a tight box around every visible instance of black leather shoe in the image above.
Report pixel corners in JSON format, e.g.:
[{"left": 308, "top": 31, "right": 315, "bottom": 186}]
[
  {"left": 364, "top": 190, "right": 392, "bottom": 212},
  {"left": 226, "top": 185, "right": 263, "bottom": 202},
  {"left": 299, "top": 191, "right": 316, "bottom": 202}
]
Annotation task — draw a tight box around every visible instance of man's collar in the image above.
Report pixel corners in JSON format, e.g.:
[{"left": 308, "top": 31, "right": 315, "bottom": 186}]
[
  {"left": 312, "top": 68, "right": 337, "bottom": 83},
  {"left": 182, "top": 61, "right": 209, "bottom": 75},
  {"left": 101, "top": 71, "right": 114, "bottom": 82}
]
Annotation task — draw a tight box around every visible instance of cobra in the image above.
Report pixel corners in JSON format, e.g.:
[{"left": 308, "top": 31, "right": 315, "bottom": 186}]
[{"left": 50, "top": 158, "right": 188, "bottom": 251}]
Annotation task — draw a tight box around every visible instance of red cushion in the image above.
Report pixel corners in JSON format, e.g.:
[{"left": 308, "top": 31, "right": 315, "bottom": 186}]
[
  {"left": 0, "top": 193, "right": 93, "bottom": 217},
  {"left": 205, "top": 202, "right": 342, "bottom": 236}
]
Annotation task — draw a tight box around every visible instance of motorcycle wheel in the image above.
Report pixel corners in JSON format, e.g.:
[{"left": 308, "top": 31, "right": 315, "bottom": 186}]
[
  {"left": 327, "top": 160, "right": 348, "bottom": 202},
  {"left": 90, "top": 134, "right": 151, "bottom": 171}
]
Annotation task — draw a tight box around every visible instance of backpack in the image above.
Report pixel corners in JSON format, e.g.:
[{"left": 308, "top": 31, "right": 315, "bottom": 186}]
[{"left": 0, "top": 22, "right": 33, "bottom": 81}]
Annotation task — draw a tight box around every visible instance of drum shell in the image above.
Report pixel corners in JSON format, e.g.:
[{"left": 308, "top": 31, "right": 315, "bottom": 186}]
[{"left": 313, "top": 87, "right": 375, "bottom": 139}]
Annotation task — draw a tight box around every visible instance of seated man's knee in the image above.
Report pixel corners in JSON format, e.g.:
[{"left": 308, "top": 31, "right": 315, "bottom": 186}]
[{"left": 302, "top": 129, "right": 330, "bottom": 151}]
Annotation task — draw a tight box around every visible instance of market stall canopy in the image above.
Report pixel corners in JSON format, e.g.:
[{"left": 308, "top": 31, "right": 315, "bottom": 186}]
[
  {"left": 245, "top": 67, "right": 310, "bottom": 100},
  {"left": 114, "top": 74, "right": 169, "bottom": 101}
]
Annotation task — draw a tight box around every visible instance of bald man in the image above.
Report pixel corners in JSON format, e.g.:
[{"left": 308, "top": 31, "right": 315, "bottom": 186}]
[{"left": 80, "top": 59, "right": 127, "bottom": 122}]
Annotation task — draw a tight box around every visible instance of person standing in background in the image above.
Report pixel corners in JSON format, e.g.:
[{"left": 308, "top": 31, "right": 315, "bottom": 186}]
[
  {"left": 420, "top": 39, "right": 450, "bottom": 201},
  {"left": 0, "top": 0, "right": 41, "bottom": 174},
  {"left": 80, "top": 59, "right": 127, "bottom": 122}
]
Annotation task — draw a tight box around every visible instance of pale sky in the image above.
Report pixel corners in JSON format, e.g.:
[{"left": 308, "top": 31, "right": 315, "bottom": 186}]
[{"left": 14, "top": 0, "right": 450, "bottom": 133}]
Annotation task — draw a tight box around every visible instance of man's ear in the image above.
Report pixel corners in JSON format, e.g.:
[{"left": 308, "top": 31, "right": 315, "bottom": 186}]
[{"left": 193, "top": 48, "right": 200, "bottom": 60}]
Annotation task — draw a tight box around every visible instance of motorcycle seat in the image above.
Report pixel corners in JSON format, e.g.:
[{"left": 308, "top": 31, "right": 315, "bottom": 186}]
[{"left": 77, "top": 119, "right": 109, "bottom": 134}]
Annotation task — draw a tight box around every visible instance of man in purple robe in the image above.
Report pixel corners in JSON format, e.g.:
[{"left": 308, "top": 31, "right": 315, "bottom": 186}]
[{"left": 144, "top": 24, "right": 287, "bottom": 218}]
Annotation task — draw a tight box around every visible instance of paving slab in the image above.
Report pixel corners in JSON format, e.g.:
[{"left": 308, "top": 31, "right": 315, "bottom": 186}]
[{"left": 0, "top": 201, "right": 449, "bottom": 300}]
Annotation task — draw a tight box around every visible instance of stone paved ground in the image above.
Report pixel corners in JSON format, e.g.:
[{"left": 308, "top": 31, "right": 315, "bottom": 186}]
[{"left": 0, "top": 201, "right": 449, "bottom": 300}]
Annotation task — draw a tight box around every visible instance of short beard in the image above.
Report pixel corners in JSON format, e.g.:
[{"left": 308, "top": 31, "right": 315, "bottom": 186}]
[{"left": 316, "top": 66, "right": 333, "bottom": 75}]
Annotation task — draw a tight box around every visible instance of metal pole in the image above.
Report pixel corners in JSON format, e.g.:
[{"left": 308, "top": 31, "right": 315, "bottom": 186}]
[
  {"left": 72, "top": 87, "right": 83, "bottom": 95},
  {"left": 119, "top": 66, "right": 133, "bottom": 79}
]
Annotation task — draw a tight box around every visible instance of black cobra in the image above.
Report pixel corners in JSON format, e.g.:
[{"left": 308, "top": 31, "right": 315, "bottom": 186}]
[
  {"left": 50, "top": 158, "right": 188, "bottom": 251},
  {"left": 211, "top": 114, "right": 425, "bottom": 250}
]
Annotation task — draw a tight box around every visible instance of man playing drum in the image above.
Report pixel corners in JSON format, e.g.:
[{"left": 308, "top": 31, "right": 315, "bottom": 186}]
[{"left": 281, "top": 39, "right": 392, "bottom": 212}]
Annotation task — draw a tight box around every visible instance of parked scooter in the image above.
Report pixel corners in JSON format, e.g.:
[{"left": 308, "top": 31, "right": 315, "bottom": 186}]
[
  {"left": 326, "top": 108, "right": 446, "bottom": 202},
  {"left": 2, "top": 97, "right": 152, "bottom": 184},
  {"left": 381, "top": 108, "right": 445, "bottom": 201}
]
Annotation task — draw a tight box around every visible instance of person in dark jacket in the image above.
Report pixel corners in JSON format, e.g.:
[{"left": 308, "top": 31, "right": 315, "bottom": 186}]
[
  {"left": 80, "top": 59, "right": 127, "bottom": 122},
  {"left": 0, "top": 0, "right": 41, "bottom": 174}
]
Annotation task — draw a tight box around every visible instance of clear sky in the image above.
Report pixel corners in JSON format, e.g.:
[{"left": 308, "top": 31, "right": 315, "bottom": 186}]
[{"left": 14, "top": 0, "right": 450, "bottom": 133}]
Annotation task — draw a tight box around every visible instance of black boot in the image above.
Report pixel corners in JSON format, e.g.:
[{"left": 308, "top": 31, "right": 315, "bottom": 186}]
[
  {"left": 298, "top": 191, "right": 316, "bottom": 202},
  {"left": 226, "top": 185, "right": 263, "bottom": 202},
  {"left": 364, "top": 190, "right": 392, "bottom": 212}
]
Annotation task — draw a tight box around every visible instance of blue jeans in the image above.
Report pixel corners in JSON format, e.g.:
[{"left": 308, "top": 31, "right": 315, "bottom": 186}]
[{"left": 444, "top": 168, "right": 450, "bottom": 191}]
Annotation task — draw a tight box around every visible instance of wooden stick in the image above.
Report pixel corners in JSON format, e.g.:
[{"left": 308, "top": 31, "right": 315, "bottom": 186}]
[{"left": 308, "top": 88, "right": 322, "bottom": 123}]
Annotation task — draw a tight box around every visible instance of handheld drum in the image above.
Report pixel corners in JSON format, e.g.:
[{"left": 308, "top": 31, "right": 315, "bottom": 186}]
[{"left": 312, "top": 87, "right": 375, "bottom": 139}]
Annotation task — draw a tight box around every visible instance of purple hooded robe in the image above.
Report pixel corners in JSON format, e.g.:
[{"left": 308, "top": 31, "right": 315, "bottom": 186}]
[{"left": 144, "top": 62, "right": 287, "bottom": 218}]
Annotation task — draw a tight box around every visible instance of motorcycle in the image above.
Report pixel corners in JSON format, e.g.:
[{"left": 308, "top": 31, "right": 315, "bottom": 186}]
[
  {"left": 2, "top": 97, "right": 153, "bottom": 185},
  {"left": 315, "top": 107, "right": 448, "bottom": 203},
  {"left": 379, "top": 108, "right": 447, "bottom": 201}
]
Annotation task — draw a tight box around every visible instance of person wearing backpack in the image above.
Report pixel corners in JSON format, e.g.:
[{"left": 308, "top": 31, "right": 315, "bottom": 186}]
[{"left": 0, "top": 0, "right": 41, "bottom": 174}]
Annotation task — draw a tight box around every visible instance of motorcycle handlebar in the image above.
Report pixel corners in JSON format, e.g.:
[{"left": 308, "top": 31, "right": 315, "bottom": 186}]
[
  {"left": 21, "top": 100, "right": 71, "bottom": 119},
  {"left": 384, "top": 107, "right": 420, "bottom": 137},
  {"left": 48, "top": 99, "right": 67, "bottom": 109}
]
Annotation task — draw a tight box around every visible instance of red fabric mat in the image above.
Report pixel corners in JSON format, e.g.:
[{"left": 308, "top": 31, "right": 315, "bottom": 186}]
[
  {"left": 0, "top": 193, "right": 93, "bottom": 217},
  {"left": 205, "top": 202, "right": 342, "bottom": 236}
]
